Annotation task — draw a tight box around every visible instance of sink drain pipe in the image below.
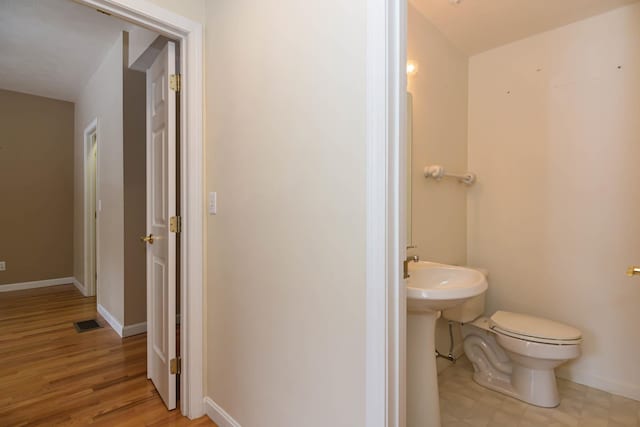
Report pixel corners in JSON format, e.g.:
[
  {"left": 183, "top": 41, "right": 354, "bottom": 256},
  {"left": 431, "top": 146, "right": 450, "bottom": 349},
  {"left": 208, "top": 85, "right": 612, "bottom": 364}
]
[{"left": 435, "top": 320, "right": 458, "bottom": 363}]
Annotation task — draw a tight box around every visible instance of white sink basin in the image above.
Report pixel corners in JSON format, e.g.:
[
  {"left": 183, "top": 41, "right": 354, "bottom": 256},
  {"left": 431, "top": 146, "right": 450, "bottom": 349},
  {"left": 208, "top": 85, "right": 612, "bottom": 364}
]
[
  {"left": 406, "top": 261, "right": 488, "bottom": 426},
  {"left": 407, "top": 261, "right": 487, "bottom": 312}
]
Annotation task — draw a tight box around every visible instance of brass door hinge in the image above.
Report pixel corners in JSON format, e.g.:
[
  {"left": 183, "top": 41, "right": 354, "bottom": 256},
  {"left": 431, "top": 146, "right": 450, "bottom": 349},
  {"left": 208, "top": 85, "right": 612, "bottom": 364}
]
[
  {"left": 170, "top": 357, "right": 181, "bottom": 375},
  {"left": 170, "top": 216, "right": 182, "bottom": 233},
  {"left": 169, "top": 74, "right": 181, "bottom": 92}
]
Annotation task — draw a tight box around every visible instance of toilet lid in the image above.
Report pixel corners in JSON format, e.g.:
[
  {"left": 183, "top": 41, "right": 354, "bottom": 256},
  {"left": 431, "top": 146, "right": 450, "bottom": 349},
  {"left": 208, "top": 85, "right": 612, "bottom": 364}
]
[{"left": 490, "top": 311, "right": 582, "bottom": 343}]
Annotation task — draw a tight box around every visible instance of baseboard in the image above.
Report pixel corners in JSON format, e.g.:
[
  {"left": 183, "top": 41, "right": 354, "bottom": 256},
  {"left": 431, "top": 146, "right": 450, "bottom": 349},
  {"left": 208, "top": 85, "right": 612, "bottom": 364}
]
[
  {"left": 557, "top": 367, "right": 640, "bottom": 401},
  {"left": 72, "top": 277, "right": 87, "bottom": 296},
  {"left": 97, "top": 304, "right": 124, "bottom": 337},
  {"left": 0, "top": 277, "right": 75, "bottom": 292},
  {"left": 204, "top": 396, "right": 241, "bottom": 427},
  {"left": 122, "top": 321, "right": 147, "bottom": 337}
]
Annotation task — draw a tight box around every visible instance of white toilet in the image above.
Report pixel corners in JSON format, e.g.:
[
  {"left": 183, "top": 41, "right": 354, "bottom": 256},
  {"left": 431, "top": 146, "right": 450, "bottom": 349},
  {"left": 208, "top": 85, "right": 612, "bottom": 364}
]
[{"left": 442, "top": 274, "right": 582, "bottom": 408}]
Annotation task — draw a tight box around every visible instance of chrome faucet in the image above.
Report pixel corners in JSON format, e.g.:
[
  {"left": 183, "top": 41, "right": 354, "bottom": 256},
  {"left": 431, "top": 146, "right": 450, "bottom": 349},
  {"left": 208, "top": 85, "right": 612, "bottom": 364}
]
[{"left": 403, "top": 254, "right": 419, "bottom": 279}]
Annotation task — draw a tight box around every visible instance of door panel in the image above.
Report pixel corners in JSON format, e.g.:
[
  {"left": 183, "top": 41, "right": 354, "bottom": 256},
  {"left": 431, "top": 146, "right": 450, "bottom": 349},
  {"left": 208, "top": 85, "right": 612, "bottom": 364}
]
[{"left": 145, "top": 41, "right": 177, "bottom": 410}]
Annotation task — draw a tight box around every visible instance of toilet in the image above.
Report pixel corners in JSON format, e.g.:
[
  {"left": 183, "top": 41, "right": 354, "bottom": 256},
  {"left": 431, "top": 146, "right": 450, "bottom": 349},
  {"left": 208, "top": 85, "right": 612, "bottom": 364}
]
[{"left": 442, "top": 272, "right": 582, "bottom": 408}]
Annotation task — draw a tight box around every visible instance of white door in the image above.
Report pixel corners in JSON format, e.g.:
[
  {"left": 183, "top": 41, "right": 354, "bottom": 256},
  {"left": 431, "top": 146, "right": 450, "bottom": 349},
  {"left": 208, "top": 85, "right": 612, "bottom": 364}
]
[{"left": 144, "top": 41, "right": 177, "bottom": 410}]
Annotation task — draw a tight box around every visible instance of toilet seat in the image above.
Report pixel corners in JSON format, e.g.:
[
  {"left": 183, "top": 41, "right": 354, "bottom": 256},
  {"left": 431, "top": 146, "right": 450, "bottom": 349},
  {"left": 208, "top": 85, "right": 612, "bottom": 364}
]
[{"left": 490, "top": 311, "right": 582, "bottom": 345}]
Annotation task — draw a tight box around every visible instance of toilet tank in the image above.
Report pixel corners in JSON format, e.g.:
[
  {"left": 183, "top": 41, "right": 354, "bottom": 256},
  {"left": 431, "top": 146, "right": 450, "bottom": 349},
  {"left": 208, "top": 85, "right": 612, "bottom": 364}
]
[{"left": 441, "top": 267, "right": 488, "bottom": 323}]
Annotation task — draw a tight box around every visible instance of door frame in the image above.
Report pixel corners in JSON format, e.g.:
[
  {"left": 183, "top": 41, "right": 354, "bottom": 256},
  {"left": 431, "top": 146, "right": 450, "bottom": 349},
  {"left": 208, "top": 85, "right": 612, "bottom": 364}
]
[
  {"left": 83, "top": 118, "right": 99, "bottom": 297},
  {"left": 78, "top": 0, "right": 404, "bottom": 424},
  {"left": 77, "top": 0, "right": 205, "bottom": 418},
  {"left": 365, "top": 0, "right": 406, "bottom": 426}
]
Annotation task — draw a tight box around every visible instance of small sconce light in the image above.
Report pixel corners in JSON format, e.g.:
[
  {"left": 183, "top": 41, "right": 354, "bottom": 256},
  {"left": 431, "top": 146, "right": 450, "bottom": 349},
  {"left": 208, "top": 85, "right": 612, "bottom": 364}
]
[{"left": 406, "top": 60, "right": 418, "bottom": 77}]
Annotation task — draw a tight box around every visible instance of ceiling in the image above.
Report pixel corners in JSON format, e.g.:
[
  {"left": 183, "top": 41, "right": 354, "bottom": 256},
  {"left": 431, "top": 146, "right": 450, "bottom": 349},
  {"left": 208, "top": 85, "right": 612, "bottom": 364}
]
[
  {"left": 410, "top": 0, "right": 640, "bottom": 55},
  {"left": 0, "top": 0, "right": 153, "bottom": 102}
]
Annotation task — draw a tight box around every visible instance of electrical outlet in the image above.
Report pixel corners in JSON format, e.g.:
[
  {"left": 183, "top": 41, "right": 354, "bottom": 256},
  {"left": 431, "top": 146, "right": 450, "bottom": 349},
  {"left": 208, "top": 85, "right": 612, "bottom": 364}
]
[{"left": 0, "top": 261, "right": 5, "bottom": 271}]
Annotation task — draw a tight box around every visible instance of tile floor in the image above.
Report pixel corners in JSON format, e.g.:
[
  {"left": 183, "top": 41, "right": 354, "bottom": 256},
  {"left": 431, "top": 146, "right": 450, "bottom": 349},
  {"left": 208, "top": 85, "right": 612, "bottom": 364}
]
[{"left": 438, "top": 357, "right": 640, "bottom": 427}]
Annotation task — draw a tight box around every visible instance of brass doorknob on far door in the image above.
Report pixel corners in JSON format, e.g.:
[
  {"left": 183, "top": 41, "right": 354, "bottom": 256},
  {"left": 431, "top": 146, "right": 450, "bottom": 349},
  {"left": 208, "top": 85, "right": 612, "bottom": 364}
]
[
  {"left": 140, "top": 234, "right": 154, "bottom": 244},
  {"left": 626, "top": 266, "right": 640, "bottom": 277}
]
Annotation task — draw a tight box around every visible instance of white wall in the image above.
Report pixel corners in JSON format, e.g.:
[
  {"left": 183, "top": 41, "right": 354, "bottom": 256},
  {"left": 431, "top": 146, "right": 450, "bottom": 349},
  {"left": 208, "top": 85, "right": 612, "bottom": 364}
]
[
  {"left": 74, "top": 33, "right": 125, "bottom": 323},
  {"left": 407, "top": 5, "right": 469, "bottom": 373},
  {"left": 468, "top": 3, "right": 640, "bottom": 400},
  {"left": 204, "top": 1, "right": 367, "bottom": 425}
]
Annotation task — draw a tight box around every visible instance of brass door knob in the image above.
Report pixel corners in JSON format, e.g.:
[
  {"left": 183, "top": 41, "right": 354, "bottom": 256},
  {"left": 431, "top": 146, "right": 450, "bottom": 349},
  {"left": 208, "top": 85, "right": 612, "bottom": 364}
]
[
  {"left": 626, "top": 266, "right": 640, "bottom": 277},
  {"left": 140, "top": 234, "right": 154, "bottom": 244}
]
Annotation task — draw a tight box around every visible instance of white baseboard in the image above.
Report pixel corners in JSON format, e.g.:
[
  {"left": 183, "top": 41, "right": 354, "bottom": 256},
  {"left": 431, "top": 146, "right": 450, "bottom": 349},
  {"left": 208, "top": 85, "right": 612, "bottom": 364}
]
[
  {"left": 0, "top": 277, "right": 75, "bottom": 292},
  {"left": 204, "top": 396, "right": 241, "bottom": 427},
  {"left": 122, "top": 321, "right": 147, "bottom": 337},
  {"left": 557, "top": 367, "right": 640, "bottom": 402},
  {"left": 72, "top": 277, "right": 87, "bottom": 296},
  {"left": 97, "top": 303, "right": 124, "bottom": 337}
]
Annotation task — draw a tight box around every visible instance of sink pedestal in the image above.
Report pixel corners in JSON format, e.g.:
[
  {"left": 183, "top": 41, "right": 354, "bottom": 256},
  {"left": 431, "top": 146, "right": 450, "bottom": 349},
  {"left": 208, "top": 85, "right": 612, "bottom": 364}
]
[
  {"left": 407, "top": 310, "right": 440, "bottom": 427},
  {"left": 406, "top": 261, "right": 488, "bottom": 427}
]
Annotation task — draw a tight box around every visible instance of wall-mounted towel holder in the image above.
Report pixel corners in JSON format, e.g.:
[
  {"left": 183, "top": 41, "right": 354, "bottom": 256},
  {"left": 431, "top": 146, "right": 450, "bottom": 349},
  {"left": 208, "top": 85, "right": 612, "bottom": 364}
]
[{"left": 424, "top": 165, "right": 476, "bottom": 186}]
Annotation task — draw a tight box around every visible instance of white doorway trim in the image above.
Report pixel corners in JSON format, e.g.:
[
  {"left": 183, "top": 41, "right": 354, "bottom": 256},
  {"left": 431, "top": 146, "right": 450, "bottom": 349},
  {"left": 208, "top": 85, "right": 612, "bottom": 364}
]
[
  {"left": 365, "top": 0, "right": 406, "bottom": 426},
  {"left": 83, "top": 117, "right": 99, "bottom": 297},
  {"left": 77, "top": 0, "right": 205, "bottom": 418}
]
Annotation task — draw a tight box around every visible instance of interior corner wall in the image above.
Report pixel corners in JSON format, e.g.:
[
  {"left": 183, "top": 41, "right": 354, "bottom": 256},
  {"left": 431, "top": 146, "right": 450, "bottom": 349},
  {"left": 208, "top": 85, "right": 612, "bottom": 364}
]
[
  {"left": 407, "top": 5, "right": 468, "bottom": 266},
  {"left": 74, "top": 33, "right": 125, "bottom": 323},
  {"left": 123, "top": 36, "right": 147, "bottom": 327},
  {"left": 205, "top": 0, "right": 367, "bottom": 425},
  {"left": 467, "top": 3, "right": 640, "bottom": 400},
  {"left": 407, "top": 5, "right": 469, "bottom": 373},
  {"left": 0, "top": 89, "right": 74, "bottom": 286},
  {"left": 127, "top": 26, "right": 159, "bottom": 68}
]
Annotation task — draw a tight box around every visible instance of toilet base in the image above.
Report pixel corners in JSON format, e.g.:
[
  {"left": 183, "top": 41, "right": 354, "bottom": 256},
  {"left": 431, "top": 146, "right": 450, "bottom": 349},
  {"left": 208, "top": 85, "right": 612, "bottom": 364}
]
[
  {"left": 471, "top": 363, "right": 560, "bottom": 408},
  {"left": 462, "top": 324, "right": 573, "bottom": 408}
]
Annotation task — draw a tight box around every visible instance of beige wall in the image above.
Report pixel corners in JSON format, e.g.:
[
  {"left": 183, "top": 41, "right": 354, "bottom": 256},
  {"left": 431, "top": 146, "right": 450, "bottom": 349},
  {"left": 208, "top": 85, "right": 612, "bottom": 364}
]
[
  {"left": 468, "top": 3, "right": 640, "bottom": 400},
  {"left": 147, "top": 0, "right": 205, "bottom": 24},
  {"left": 205, "top": 0, "right": 367, "bottom": 425},
  {"left": 123, "top": 34, "right": 147, "bottom": 326},
  {"left": 407, "top": 5, "right": 468, "bottom": 266},
  {"left": 407, "top": 5, "right": 469, "bottom": 372},
  {"left": 74, "top": 33, "right": 125, "bottom": 322},
  {"left": 0, "top": 90, "right": 74, "bottom": 285}
]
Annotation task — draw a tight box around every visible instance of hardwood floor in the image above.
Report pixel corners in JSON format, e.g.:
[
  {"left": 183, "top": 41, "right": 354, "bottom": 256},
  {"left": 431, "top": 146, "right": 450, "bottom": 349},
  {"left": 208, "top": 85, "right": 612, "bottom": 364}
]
[{"left": 0, "top": 284, "right": 216, "bottom": 426}]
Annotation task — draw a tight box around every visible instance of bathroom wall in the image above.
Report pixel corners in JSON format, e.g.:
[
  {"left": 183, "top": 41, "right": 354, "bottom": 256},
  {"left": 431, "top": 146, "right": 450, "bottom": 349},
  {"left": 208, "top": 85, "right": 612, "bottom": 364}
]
[
  {"left": 407, "top": 4, "right": 469, "bottom": 372},
  {"left": 468, "top": 3, "right": 640, "bottom": 400},
  {"left": 407, "top": 4, "right": 468, "bottom": 267}
]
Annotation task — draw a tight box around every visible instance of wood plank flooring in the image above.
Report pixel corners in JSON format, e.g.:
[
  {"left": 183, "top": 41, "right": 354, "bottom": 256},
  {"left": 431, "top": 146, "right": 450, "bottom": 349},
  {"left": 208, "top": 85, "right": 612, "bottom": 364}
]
[{"left": 0, "top": 284, "right": 216, "bottom": 426}]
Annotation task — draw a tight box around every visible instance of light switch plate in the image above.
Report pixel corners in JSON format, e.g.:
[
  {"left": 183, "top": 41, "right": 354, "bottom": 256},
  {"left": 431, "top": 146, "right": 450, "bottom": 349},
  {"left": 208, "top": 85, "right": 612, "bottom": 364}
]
[
  {"left": 0, "top": 261, "right": 6, "bottom": 271},
  {"left": 208, "top": 192, "right": 217, "bottom": 215}
]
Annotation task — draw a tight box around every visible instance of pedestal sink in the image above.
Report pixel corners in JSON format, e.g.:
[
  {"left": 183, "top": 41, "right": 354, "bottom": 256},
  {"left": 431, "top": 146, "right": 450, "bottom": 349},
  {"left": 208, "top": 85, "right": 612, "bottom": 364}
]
[{"left": 406, "top": 262, "right": 487, "bottom": 427}]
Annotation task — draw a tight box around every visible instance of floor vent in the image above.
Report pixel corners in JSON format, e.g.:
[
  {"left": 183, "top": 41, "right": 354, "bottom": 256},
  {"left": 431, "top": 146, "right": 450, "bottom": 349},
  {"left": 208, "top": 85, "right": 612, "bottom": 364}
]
[{"left": 74, "top": 319, "right": 102, "bottom": 333}]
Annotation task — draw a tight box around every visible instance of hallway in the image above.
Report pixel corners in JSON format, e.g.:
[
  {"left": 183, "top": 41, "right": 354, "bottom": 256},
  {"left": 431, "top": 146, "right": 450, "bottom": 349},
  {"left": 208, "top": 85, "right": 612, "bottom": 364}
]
[{"left": 0, "top": 285, "right": 215, "bottom": 426}]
